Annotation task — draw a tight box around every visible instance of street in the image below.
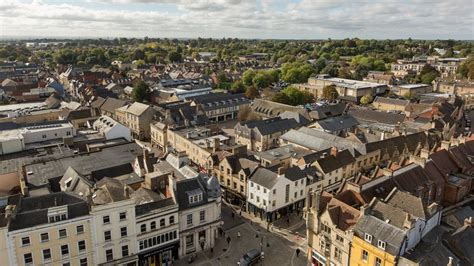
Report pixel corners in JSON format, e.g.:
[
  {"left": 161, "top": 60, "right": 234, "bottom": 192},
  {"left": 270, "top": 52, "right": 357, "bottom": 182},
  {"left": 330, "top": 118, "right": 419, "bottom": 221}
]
[{"left": 175, "top": 204, "right": 307, "bottom": 266}]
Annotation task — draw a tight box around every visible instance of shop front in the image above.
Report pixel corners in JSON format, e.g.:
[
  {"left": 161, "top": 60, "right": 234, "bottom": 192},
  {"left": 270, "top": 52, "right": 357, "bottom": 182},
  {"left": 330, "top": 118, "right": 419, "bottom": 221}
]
[{"left": 138, "top": 241, "right": 179, "bottom": 266}]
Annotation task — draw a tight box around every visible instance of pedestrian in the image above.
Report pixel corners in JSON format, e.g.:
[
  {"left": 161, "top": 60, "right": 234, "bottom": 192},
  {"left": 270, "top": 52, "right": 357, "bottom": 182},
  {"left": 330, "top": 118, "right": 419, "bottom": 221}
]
[
  {"left": 232, "top": 212, "right": 235, "bottom": 219},
  {"left": 287, "top": 218, "right": 290, "bottom": 226},
  {"left": 296, "top": 248, "right": 300, "bottom": 257},
  {"left": 227, "top": 236, "right": 231, "bottom": 245},
  {"left": 237, "top": 231, "right": 241, "bottom": 238},
  {"left": 239, "top": 209, "right": 242, "bottom": 216}
]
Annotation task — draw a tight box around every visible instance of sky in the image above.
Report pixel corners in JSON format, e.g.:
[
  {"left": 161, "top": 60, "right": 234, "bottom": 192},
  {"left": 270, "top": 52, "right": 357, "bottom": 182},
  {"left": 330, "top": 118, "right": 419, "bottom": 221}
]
[{"left": 0, "top": 0, "right": 473, "bottom": 40}]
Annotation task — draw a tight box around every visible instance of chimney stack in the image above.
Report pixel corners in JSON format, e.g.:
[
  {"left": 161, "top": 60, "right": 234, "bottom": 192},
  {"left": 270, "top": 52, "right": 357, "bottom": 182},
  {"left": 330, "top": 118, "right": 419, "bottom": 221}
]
[
  {"left": 277, "top": 167, "right": 285, "bottom": 176},
  {"left": 447, "top": 257, "right": 453, "bottom": 266},
  {"left": 464, "top": 216, "right": 472, "bottom": 228},
  {"left": 124, "top": 185, "right": 130, "bottom": 198},
  {"left": 213, "top": 137, "right": 220, "bottom": 153},
  {"left": 330, "top": 147, "right": 338, "bottom": 157}
]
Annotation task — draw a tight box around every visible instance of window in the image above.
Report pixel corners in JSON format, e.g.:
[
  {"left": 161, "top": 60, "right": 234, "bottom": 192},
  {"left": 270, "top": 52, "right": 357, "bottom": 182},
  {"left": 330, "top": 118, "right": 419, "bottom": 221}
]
[
  {"left": 61, "top": 244, "right": 69, "bottom": 256},
  {"left": 285, "top": 184, "right": 290, "bottom": 203},
  {"left": 321, "top": 224, "right": 331, "bottom": 234},
  {"left": 79, "top": 258, "right": 87, "bottom": 266},
  {"left": 151, "top": 221, "right": 156, "bottom": 230},
  {"left": 250, "top": 193, "right": 254, "bottom": 199},
  {"left": 375, "top": 257, "right": 382, "bottom": 266},
  {"left": 187, "top": 214, "right": 193, "bottom": 225},
  {"left": 76, "top": 225, "right": 84, "bottom": 234},
  {"left": 106, "top": 249, "right": 113, "bottom": 262},
  {"left": 334, "top": 247, "right": 342, "bottom": 262},
  {"left": 169, "top": 216, "right": 175, "bottom": 224},
  {"left": 160, "top": 218, "right": 165, "bottom": 227},
  {"left": 40, "top": 233, "right": 49, "bottom": 242},
  {"left": 24, "top": 253, "right": 33, "bottom": 265},
  {"left": 119, "top": 212, "right": 126, "bottom": 221},
  {"left": 263, "top": 199, "right": 267, "bottom": 206},
  {"left": 250, "top": 182, "right": 254, "bottom": 187},
  {"left": 141, "top": 224, "right": 146, "bottom": 233},
  {"left": 122, "top": 245, "right": 129, "bottom": 257},
  {"left": 256, "top": 196, "right": 260, "bottom": 203},
  {"left": 103, "top": 215, "right": 110, "bottom": 224},
  {"left": 78, "top": 240, "right": 86, "bottom": 252},
  {"left": 273, "top": 189, "right": 276, "bottom": 194},
  {"left": 294, "top": 192, "right": 297, "bottom": 198},
  {"left": 21, "top": 236, "right": 30, "bottom": 246},
  {"left": 43, "top": 249, "right": 51, "bottom": 261},
  {"left": 300, "top": 190, "right": 303, "bottom": 196},
  {"left": 377, "top": 240, "right": 386, "bottom": 250},
  {"left": 364, "top": 233, "right": 372, "bottom": 243},
  {"left": 121, "top": 227, "right": 128, "bottom": 237},
  {"left": 263, "top": 188, "right": 267, "bottom": 193},
  {"left": 200, "top": 210, "right": 206, "bottom": 222},
  {"left": 104, "top": 230, "right": 111, "bottom": 241},
  {"left": 294, "top": 181, "right": 298, "bottom": 187},
  {"left": 59, "top": 229, "right": 67, "bottom": 238},
  {"left": 362, "top": 250, "right": 368, "bottom": 262}
]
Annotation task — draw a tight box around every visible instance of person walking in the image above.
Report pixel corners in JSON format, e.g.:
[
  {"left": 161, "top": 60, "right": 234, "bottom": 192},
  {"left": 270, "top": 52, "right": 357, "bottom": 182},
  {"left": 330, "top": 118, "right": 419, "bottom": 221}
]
[
  {"left": 296, "top": 248, "right": 300, "bottom": 257},
  {"left": 227, "top": 236, "right": 231, "bottom": 245},
  {"left": 237, "top": 231, "right": 241, "bottom": 238}
]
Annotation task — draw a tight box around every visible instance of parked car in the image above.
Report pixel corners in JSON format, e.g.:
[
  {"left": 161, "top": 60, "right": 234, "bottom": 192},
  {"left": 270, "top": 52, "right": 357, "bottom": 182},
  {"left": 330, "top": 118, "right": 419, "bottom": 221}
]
[{"left": 238, "top": 249, "right": 263, "bottom": 266}]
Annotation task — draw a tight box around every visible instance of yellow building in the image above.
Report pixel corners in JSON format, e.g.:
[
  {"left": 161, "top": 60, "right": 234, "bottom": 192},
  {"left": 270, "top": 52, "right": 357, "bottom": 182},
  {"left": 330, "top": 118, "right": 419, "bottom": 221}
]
[
  {"left": 3, "top": 192, "right": 94, "bottom": 266},
  {"left": 350, "top": 235, "right": 397, "bottom": 266}
]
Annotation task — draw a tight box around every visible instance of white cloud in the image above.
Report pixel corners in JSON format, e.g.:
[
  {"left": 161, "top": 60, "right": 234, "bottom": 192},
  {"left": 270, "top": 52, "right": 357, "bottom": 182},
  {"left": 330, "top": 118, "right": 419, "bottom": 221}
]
[{"left": 0, "top": 0, "right": 472, "bottom": 39}]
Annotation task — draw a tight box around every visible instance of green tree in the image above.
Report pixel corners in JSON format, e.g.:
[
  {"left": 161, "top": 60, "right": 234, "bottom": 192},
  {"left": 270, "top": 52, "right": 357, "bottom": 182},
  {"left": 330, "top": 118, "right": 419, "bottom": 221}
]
[
  {"left": 168, "top": 51, "right": 182, "bottom": 63},
  {"left": 245, "top": 86, "right": 259, "bottom": 99},
  {"left": 322, "top": 85, "right": 339, "bottom": 100},
  {"left": 252, "top": 72, "right": 271, "bottom": 88},
  {"left": 403, "top": 92, "right": 418, "bottom": 101},
  {"left": 132, "top": 80, "right": 150, "bottom": 103},
  {"left": 242, "top": 69, "right": 256, "bottom": 86},
  {"left": 360, "top": 94, "right": 373, "bottom": 105},
  {"left": 281, "top": 61, "right": 315, "bottom": 83},
  {"left": 418, "top": 64, "right": 439, "bottom": 84},
  {"left": 230, "top": 80, "right": 245, "bottom": 93},
  {"left": 272, "top": 92, "right": 291, "bottom": 105}
]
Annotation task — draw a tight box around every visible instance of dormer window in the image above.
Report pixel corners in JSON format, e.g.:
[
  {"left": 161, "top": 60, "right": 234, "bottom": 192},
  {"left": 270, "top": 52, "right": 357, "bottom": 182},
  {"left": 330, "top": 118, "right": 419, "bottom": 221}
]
[
  {"left": 364, "top": 233, "right": 372, "bottom": 243},
  {"left": 377, "top": 240, "right": 386, "bottom": 250},
  {"left": 188, "top": 189, "right": 203, "bottom": 204},
  {"left": 48, "top": 206, "right": 68, "bottom": 223}
]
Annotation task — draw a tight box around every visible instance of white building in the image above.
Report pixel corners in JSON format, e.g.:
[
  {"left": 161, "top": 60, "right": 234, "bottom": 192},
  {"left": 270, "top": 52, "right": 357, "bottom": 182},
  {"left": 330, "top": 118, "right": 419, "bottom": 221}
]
[
  {"left": 174, "top": 176, "right": 222, "bottom": 256},
  {"left": 246, "top": 167, "right": 307, "bottom": 222},
  {"left": 92, "top": 115, "right": 132, "bottom": 141}
]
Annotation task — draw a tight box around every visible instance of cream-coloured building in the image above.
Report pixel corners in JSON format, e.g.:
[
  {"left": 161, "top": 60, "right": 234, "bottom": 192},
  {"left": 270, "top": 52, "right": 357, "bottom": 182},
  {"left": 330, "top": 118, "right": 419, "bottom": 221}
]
[
  {"left": 116, "top": 102, "right": 155, "bottom": 140},
  {"left": 3, "top": 192, "right": 94, "bottom": 266}
]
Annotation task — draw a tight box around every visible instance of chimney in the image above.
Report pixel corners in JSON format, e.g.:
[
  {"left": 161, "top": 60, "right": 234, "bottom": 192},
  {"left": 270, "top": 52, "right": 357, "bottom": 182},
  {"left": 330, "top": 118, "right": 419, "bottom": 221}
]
[
  {"left": 330, "top": 147, "right": 338, "bottom": 157},
  {"left": 213, "top": 137, "right": 220, "bottom": 153},
  {"left": 124, "top": 185, "right": 130, "bottom": 198},
  {"left": 464, "top": 216, "right": 472, "bottom": 228},
  {"left": 403, "top": 213, "right": 414, "bottom": 229},
  {"left": 419, "top": 148, "right": 430, "bottom": 159},
  {"left": 441, "top": 140, "right": 450, "bottom": 150},
  {"left": 277, "top": 167, "right": 285, "bottom": 176},
  {"left": 380, "top": 131, "right": 385, "bottom": 141},
  {"left": 312, "top": 190, "right": 322, "bottom": 213},
  {"left": 447, "top": 257, "right": 453, "bottom": 266}
]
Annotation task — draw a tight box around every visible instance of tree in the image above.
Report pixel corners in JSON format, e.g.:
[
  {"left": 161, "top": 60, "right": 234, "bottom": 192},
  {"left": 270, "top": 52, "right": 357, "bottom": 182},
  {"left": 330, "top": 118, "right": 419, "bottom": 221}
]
[
  {"left": 281, "top": 61, "right": 315, "bottom": 83},
  {"left": 272, "top": 92, "right": 291, "bottom": 105},
  {"left": 242, "top": 69, "right": 256, "bottom": 86},
  {"left": 237, "top": 105, "right": 260, "bottom": 121},
  {"left": 132, "top": 80, "right": 150, "bottom": 103},
  {"left": 230, "top": 80, "right": 245, "bottom": 93},
  {"left": 252, "top": 72, "right": 271, "bottom": 88},
  {"left": 272, "top": 87, "right": 314, "bottom": 106},
  {"left": 168, "top": 51, "right": 182, "bottom": 63},
  {"left": 418, "top": 64, "right": 439, "bottom": 84},
  {"left": 403, "top": 92, "right": 418, "bottom": 101},
  {"left": 245, "top": 86, "right": 259, "bottom": 99},
  {"left": 360, "top": 94, "right": 373, "bottom": 105},
  {"left": 322, "top": 85, "right": 339, "bottom": 100}
]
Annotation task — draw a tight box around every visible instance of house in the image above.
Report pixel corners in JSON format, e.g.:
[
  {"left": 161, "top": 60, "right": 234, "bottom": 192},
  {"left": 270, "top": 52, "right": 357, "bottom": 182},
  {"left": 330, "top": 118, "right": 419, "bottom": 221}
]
[
  {"left": 92, "top": 115, "right": 132, "bottom": 141},
  {"left": 311, "top": 148, "right": 356, "bottom": 191},
  {"left": 392, "top": 84, "right": 432, "bottom": 97},
  {"left": 372, "top": 96, "right": 410, "bottom": 112},
  {"left": 174, "top": 175, "right": 221, "bottom": 256},
  {"left": 91, "top": 97, "right": 127, "bottom": 120},
  {"left": 307, "top": 190, "right": 362, "bottom": 266},
  {"left": 363, "top": 71, "right": 396, "bottom": 85},
  {"left": 188, "top": 93, "right": 250, "bottom": 122},
  {"left": 246, "top": 167, "right": 307, "bottom": 222},
  {"left": 116, "top": 102, "right": 155, "bottom": 140},
  {"left": 234, "top": 117, "right": 300, "bottom": 151},
  {"left": 350, "top": 189, "right": 441, "bottom": 266},
  {"left": 213, "top": 155, "right": 259, "bottom": 205},
  {"left": 251, "top": 99, "right": 310, "bottom": 119}
]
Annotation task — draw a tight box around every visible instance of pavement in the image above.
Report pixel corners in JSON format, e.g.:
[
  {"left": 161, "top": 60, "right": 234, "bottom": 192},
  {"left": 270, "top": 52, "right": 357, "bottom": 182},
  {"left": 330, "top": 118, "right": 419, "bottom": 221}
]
[{"left": 175, "top": 204, "right": 308, "bottom": 266}]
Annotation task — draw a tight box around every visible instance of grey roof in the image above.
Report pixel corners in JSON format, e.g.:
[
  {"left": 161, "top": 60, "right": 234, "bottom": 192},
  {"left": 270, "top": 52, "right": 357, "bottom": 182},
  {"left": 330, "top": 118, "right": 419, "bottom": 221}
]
[
  {"left": 123, "top": 102, "right": 153, "bottom": 116},
  {"left": 280, "top": 127, "right": 364, "bottom": 154},
  {"left": 284, "top": 166, "right": 318, "bottom": 182},
  {"left": 316, "top": 149, "right": 356, "bottom": 173},
  {"left": 384, "top": 189, "right": 428, "bottom": 220},
  {"left": 238, "top": 117, "right": 299, "bottom": 136},
  {"left": 349, "top": 108, "right": 405, "bottom": 125},
  {"left": 100, "top": 97, "right": 127, "bottom": 114},
  {"left": 175, "top": 177, "right": 209, "bottom": 211},
  {"left": 250, "top": 168, "right": 279, "bottom": 189},
  {"left": 251, "top": 99, "right": 309, "bottom": 118},
  {"left": 353, "top": 215, "right": 406, "bottom": 256},
  {"left": 259, "top": 144, "right": 313, "bottom": 162},
  {"left": 313, "top": 115, "right": 359, "bottom": 132},
  {"left": 373, "top": 96, "right": 410, "bottom": 106},
  {"left": 24, "top": 143, "right": 142, "bottom": 190},
  {"left": 9, "top": 192, "right": 90, "bottom": 231},
  {"left": 308, "top": 102, "right": 346, "bottom": 120}
]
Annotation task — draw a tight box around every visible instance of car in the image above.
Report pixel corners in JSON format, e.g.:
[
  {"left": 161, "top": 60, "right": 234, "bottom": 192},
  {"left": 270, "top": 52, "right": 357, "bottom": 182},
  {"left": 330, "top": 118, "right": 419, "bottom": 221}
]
[{"left": 238, "top": 249, "right": 263, "bottom": 266}]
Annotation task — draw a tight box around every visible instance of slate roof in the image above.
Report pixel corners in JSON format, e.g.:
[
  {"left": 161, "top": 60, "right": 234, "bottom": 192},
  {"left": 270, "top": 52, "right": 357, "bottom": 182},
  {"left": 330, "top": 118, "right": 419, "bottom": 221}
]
[
  {"left": 373, "top": 96, "right": 410, "bottom": 106},
  {"left": 384, "top": 188, "right": 429, "bottom": 220},
  {"left": 9, "top": 192, "right": 90, "bottom": 231},
  {"left": 326, "top": 197, "right": 360, "bottom": 231},
  {"left": 316, "top": 149, "right": 356, "bottom": 173},
  {"left": 175, "top": 177, "right": 210, "bottom": 211},
  {"left": 313, "top": 115, "right": 359, "bottom": 132},
  {"left": 251, "top": 99, "right": 309, "bottom": 118},
  {"left": 100, "top": 97, "right": 127, "bottom": 114},
  {"left": 238, "top": 117, "right": 299, "bottom": 136},
  {"left": 429, "top": 149, "right": 460, "bottom": 176},
  {"left": 63, "top": 108, "right": 94, "bottom": 120},
  {"left": 283, "top": 166, "right": 317, "bottom": 182},
  {"left": 353, "top": 214, "right": 406, "bottom": 256},
  {"left": 308, "top": 102, "right": 346, "bottom": 120},
  {"left": 250, "top": 168, "right": 279, "bottom": 189},
  {"left": 349, "top": 108, "right": 405, "bottom": 125},
  {"left": 91, "top": 96, "right": 106, "bottom": 109},
  {"left": 122, "top": 102, "right": 152, "bottom": 116}
]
